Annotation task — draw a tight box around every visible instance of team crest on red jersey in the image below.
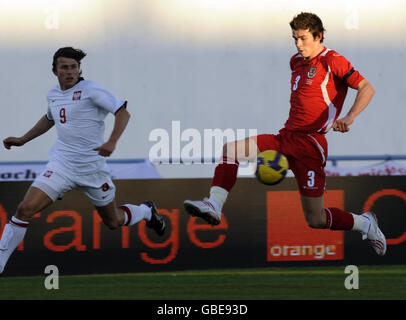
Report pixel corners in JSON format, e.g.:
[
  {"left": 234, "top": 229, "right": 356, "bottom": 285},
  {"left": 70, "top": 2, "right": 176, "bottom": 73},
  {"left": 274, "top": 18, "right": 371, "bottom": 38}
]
[
  {"left": 307, "top": 67, "right": 317, "bottom": 78},
  {"left": 72, "top": 91, "right": 82, "bottom": 100}
]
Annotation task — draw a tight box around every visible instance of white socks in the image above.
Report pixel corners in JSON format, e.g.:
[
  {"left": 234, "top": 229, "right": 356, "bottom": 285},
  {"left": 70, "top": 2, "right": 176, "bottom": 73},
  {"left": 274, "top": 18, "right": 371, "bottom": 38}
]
[
  {"left": 209, "top": 186, "right": 229, "bottom": 212},
  {"left": 351, "top": 213, "right": 371, "bottom": 239},
  {"left": 0, "top": 216, "right": 29, "bottom": 273},
  {"left": 120, "top": 204, "right": 151, "bottom": 226}
]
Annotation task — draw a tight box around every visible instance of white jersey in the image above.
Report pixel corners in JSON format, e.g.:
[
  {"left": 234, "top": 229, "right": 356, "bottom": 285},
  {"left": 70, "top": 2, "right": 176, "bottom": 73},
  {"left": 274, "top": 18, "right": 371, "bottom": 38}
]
[{"left": 46, "top": 79, "right": 126, "bottom": 175}]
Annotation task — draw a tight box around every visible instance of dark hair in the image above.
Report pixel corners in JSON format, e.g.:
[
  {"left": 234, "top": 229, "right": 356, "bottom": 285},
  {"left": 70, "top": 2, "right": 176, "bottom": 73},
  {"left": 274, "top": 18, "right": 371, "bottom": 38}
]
[
  {"left": 289, "top": 12, "right": 326, "bottom": 42},
  {"left": 52, "top": 47, "right": 87, "bottom": 72}
]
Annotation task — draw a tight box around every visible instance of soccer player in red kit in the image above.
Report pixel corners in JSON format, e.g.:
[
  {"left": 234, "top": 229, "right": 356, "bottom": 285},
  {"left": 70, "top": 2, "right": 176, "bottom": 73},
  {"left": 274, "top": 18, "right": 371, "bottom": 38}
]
[{"left": 184, "top": 12, "right": 386, "bottom": 256}]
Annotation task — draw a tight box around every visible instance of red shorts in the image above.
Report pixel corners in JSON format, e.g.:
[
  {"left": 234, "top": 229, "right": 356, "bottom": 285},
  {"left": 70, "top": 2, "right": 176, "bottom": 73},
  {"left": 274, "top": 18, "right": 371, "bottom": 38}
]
[{"left": 254, "top": 128, "right": 328, "bottom": 197}]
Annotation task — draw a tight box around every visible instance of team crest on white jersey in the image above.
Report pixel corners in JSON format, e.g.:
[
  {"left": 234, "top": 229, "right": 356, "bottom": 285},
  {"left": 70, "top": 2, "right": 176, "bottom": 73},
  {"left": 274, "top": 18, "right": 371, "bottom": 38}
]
[
  {"left": 43, "top": 170, "right": 53, "bottom": 178},
  {"left": 307, "top": 67, "right": 317, "bottom": 78},
  {"left": 72, "top": 91, "right": 82, "bottom": 100}
]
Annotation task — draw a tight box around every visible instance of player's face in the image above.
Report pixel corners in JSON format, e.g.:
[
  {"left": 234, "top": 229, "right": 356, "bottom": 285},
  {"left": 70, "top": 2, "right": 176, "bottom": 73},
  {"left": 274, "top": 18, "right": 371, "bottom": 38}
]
[
  {"left": 292, "top": 29, "right": 323, "bottom": 60},
  {"left": 53, "top": 57, "right": 80, "bottom": 90}
]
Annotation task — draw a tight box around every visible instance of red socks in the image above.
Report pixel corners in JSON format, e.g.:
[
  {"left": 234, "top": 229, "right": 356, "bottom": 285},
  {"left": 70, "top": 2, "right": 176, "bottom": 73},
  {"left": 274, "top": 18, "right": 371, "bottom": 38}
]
[
  {"left": 211, "top": 156, "right": 239, "bottom": 192},
  {"left": 325, "top": 207, "right": 354, "bottom": 230}
]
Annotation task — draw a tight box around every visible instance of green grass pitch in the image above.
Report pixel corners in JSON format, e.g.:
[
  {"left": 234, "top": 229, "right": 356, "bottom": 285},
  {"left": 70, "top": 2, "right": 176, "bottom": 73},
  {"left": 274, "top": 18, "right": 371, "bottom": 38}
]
[{"left": 1, "top": 265, "right": 405, "bottom": 300}]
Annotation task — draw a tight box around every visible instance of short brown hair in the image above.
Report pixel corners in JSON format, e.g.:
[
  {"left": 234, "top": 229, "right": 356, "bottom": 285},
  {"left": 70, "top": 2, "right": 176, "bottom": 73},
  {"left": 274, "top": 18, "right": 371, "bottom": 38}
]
[
  {"left": 289, "top": 12, "right": 326, "bottom": 42},
  {"left": 52, "top": 47, "right": 87, "bottom": 73}
]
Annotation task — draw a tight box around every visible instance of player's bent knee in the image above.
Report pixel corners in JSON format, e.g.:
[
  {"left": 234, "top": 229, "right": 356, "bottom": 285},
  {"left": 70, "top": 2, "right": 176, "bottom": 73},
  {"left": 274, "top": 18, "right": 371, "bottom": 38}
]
[
  {"left": 15, "top": 202, "right": 37, "bottom": 221},
  {"left": 102, "top": 218, "right": 120, "bottom": 230},
  {"left": 222, "top": 142, "right": 237, "bottom": 160},
  {"left": 222, "top": 139, "right": 255, "bottom": 161},
  {"left": 104, "top": 223, "right": 119, "bottom": 230},
  {"left": 306, "top": 220, "right": 325, "bottom": 229},
  {"left": 304, "top": 214, "right": 326, "bottom": 229}
]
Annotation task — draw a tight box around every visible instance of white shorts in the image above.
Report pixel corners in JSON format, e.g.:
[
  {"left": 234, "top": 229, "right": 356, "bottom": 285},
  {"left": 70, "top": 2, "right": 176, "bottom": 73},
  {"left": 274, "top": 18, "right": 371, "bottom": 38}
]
[{"left": 31, "top": 163, "right": 116, "bottom": 207}]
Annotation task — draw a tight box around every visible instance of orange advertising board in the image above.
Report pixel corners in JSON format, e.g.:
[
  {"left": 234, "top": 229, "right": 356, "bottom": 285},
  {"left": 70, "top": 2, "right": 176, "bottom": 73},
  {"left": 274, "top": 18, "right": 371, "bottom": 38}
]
[
  {"left": 1, "top": 178, "right": 405, "bottom": 276},
  {"left": 267, "top": 190, "right": 344, "bottom": 261}
]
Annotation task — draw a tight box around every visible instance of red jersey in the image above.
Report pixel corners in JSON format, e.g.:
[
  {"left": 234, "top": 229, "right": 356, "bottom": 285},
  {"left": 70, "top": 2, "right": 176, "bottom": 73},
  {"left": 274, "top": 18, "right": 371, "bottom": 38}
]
[{"left": 284, "top": 47, "right": 364, "bottom": 133}]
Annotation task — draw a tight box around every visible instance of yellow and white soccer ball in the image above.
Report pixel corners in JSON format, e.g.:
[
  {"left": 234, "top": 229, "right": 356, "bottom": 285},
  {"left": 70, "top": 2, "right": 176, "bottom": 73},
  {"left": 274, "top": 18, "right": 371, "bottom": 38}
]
[{"left": 255, "top": 150, "right": 289, "bottom": 185}]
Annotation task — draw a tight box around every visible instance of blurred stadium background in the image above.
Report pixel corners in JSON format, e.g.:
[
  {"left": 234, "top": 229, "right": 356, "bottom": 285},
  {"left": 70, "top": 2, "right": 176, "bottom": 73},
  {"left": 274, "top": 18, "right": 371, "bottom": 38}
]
[{"left": 1, "top": 0, "right": 405, "bottom": 177}]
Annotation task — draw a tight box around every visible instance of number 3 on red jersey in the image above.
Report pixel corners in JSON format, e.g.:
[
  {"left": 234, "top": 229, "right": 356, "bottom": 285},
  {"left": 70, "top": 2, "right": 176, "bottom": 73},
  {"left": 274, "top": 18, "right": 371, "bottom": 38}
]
[{"left": 293, "top": 75, "right": 300, "bottom": 91}]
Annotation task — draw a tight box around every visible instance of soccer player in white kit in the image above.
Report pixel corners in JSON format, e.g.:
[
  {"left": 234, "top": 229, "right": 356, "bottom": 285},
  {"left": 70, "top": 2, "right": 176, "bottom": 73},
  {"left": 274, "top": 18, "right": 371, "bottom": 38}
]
[{"left": 0, "top": 47, "right": 165, "bottom": 274}]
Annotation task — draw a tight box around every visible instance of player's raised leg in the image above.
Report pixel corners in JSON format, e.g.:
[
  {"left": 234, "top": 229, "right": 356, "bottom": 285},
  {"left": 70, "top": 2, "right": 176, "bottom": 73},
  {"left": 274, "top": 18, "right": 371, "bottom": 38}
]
[
  {"left": 96, "top": 200, "right": 165, "bottom": 236},
  {"left": 0, "top": 187, "right": 53, "bottom": 273},
  {"left": 85, "top": 177, "right": 165, "bottom": 236},
  {"left": 184, "top": 137, "right": 259, "bottom": 225},
  {"left": 301, "top": 195, "right": 386, "bottom": 256}
]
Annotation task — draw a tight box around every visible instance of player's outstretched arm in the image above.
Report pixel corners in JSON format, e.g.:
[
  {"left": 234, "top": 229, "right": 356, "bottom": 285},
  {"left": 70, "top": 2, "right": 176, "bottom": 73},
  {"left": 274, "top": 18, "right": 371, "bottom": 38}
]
[
  {"left": 3, "top": 115, "right": 55, "bottom": 149},
  {"left": 93, "top": 107, "right": 130, "bottom": 157},
  {"left": 333, "top": 79, "right": 375, "bottom": 133}
]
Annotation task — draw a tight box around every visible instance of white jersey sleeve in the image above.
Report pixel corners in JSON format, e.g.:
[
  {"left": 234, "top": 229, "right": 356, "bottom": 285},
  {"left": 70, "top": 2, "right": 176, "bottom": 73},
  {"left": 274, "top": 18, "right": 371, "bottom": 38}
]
[
  {"left": 46, "top": 106, "right": 54, "bottom": 121},
  {"left": 45, "top": 94, "right": 54, "bottom": 121},
  {"left": 89, "top": 82, "right": 126, "bottom": 114}
]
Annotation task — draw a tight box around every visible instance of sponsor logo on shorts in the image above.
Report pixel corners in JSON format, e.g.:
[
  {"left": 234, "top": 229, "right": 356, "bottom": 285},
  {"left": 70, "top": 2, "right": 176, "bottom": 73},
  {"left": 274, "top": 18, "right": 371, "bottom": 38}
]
[{"left": 302, "top": 185, "right": 319, "bottom": 190}]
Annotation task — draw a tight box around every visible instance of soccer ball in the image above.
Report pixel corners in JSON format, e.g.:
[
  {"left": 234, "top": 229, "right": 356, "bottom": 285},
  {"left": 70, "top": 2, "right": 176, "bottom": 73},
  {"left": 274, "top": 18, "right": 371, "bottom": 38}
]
[{"left": 255, "top": 150, "right": 289, "bottom": 185}]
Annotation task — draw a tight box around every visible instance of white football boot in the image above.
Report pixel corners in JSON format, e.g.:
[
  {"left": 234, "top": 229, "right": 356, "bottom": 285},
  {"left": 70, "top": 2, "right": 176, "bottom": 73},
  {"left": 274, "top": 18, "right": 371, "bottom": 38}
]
[
  {"left": 183, "top": 198, "right": 221, "bottom": 225},
  {"left": 362, "top": 211, "right": 387, "bottom": 256}
]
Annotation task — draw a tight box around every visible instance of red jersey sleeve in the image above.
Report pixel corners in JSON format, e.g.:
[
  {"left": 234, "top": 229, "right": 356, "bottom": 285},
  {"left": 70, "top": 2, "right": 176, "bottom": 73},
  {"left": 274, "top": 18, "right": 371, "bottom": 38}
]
[
  {"left": 290, "top": 53, "right": 301, "bottom": 71},
  {"left": 327, "top": 53, "right": 364, "bottom": 89}
]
